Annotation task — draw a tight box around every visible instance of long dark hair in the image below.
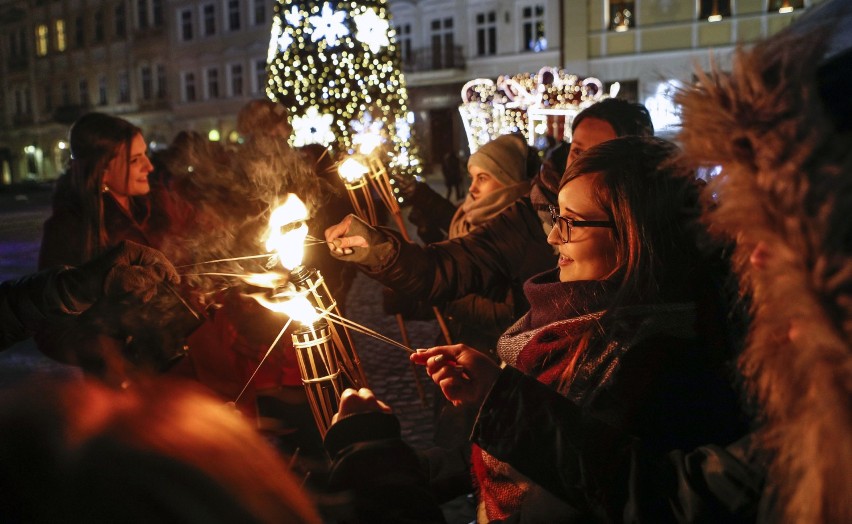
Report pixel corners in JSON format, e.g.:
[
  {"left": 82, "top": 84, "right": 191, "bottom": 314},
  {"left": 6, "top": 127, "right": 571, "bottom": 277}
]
[
  {"left": 68, "top": 112, "right": 141, "bottom": 259},
  {"left": 556, "top": 137, "right": 730, "bottom": 386},
  {"left": 560, "top": 136, "right": 705, "bottom": 307}
]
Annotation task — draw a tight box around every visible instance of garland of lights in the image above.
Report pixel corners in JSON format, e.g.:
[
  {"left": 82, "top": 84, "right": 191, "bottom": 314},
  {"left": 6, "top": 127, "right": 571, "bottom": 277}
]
[
  {"left": 459, "top": 66, "right": 617, "bottom": 152},
  {"left": 267, "top": 0, "right": 422, "bottom": 192}
]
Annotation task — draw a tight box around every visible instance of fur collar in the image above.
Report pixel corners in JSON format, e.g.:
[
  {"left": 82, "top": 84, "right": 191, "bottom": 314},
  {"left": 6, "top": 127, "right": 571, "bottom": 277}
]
[{"left": 677, "top": 17, "right": 852, "bottom": 523}]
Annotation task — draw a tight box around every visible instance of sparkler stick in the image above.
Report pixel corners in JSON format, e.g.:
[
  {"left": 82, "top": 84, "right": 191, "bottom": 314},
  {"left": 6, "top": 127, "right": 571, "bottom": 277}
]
[
  {"left": 233, "top": 318, "right": 293, "bottom": 405},
  {"left": 323, "top": 310, "right": 414, "bottom": 354},
  {"left": 175, "top": 254, "right": 273, "bottom": 269}
]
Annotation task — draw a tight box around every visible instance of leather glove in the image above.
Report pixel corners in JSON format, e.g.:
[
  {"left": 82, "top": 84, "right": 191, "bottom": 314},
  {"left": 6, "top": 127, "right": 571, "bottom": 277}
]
[
  {"left": 58, "top": 240, "right": 180, "bottom": 309},
  {"left": 328, "top": 214, "right": 395, "bottom": 267}
]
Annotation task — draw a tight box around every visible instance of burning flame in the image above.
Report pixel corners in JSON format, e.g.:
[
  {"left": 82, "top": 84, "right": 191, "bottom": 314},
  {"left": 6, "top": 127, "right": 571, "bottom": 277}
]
[
  {"left": 250, "top": 291, "right": 321, "bottom": 326},
  {"left": 265, "top": 194, "right": 309, "bottom": 271},
  {"left": 338, "top": 157, "right": 369, "bottom": 184},
  {"left": 241, "top": 271, "right": 287, "bottom": 289}
]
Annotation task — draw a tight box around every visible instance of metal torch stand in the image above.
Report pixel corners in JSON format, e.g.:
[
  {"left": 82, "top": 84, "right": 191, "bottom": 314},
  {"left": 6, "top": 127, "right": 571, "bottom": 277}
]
[{"left": 292, "top": 320, "right": 343, "bottom": 437}]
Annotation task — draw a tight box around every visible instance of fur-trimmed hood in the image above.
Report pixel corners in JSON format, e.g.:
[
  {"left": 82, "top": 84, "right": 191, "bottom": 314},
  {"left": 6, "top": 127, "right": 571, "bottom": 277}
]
[{"left": 676, "top": 5, "right": 852, "bottom": 522}]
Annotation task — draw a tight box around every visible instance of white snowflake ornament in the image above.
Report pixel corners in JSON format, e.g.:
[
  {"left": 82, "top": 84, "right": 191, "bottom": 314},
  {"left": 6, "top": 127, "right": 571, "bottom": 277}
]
[
  {"left": 308, "top": 2, "right": 348, "bottom": 46},
  {"left": 353, "top": 8, "right": 390, "bottom": 53},
  {"left": 292, "top": 106, "right": 335, "bottom": 147}
]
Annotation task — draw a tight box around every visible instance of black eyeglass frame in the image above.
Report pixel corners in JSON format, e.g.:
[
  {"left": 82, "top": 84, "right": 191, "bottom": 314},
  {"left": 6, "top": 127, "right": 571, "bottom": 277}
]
[{"left": 548, "top": 204, "right": 614, "bottom": 243}]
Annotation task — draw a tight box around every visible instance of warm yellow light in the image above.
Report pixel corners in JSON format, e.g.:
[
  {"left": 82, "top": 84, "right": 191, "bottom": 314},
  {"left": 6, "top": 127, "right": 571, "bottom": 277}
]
[
  {"left": 241, "top": 271, "right": 287, "bottom": 289},
  {"left": 707, "top": 14, "right": 723, "bottom": 22},
  {"left": 265, "top": 194, "right": 309, "bottom": 271},
  {"left": 249, "top": 291, "right": 321, "bottom": 325},
  {"left": 778, "top": 7, "right": 794, "bottom": 13},
  {"left": 338, "top": 157, "right": 368, "bottom": 183}
]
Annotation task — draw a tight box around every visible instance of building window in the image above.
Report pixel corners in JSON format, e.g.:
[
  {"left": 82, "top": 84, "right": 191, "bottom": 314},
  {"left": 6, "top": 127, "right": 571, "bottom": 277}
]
[
  {"left": 254, "top": 59, "right": 266, "bottom": 94},
  {"left": 202, "top": 4, "right": 216, "bottom": 36},
  {"left": 115, "top": 3, "right": 127, "bottom": 38},
  {"left": 137, "top": 0, "right": 148, "bottom": 29},
  {"left": 227, "top": 0, "right": 241, "bottom": 31},
  {"left": 475, "top": 11, "right": 496, "bottom": 56},
  {"left": 180, "top": 9, "right": 194, "bottom": 40},
  {"left": 141, "top": 66, "right": 153, "bottom": 100},
  {"left": 75, "top": 16, "right": 85, "bottom": 47},
  {"left": 35, "top": 24, "right": 48, "bottom": 56},
  {"left": 769, "top": 0, "right": 804, "bottom": 12},
  {"left": 156, "top": 64, "right": 166, "bottom": 98},
  {"left": 44, "top": 87, "right": 53, "bottom": 113},
  {"left": 609, "top": 2, "right": 634, "bottom": 31},
  {"left": 395, "top": 23, "right": 412, "bottom": 65},
  {"left": 118, "top": 71, "right": 130, "bottom": 103},
  {"left": 521, "top": 4, "right": 546, "bottom": 52},
  {"left": 9, "top": 29, "right": 27, "bottom": 60},
  {"left": 152, "top": 0, "right": 164, "bottom": 26},
  {"left": 94, "top": 10, "right": 104, "bottom": 42},
  {"left": 700, "top": 0, "right": 731, "bottom": 22},
  {"left": 60, "top": 81, "right": 70, "bottom": 105},
  {"left": 98, "top": 76, "right": 108, "bottom": 105},
  {"left": 206, "top": 67, "right": 220, "bottom": 99},
  {"left": 230, "top": 63, "right": 244, "bottom": 96},
  {"left": 253, "top": 0, "right": 266, "bottom": 25},
  {"left": 429, "top": 18, "right": 454, "bottom": 69},
  {"left": 55, "top": 19, "right": 66, "bottom": 52},
  {"left": 79, "top": 79, "right": 89, "bottom": 106},
  {"left": 183, "top": 72, "right": 197, "bottom": 101}
]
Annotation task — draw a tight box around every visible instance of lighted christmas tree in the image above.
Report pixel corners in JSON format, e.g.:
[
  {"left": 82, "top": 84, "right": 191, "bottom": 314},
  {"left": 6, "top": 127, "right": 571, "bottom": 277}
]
[{"left": 266, "top": 0, "right": 422, "bottom": 187}]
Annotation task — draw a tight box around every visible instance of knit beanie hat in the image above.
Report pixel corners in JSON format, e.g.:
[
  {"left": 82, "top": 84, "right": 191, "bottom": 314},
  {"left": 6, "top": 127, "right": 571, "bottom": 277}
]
[{"left": 468, "top": 134, "right": 528, "bottom": 187}]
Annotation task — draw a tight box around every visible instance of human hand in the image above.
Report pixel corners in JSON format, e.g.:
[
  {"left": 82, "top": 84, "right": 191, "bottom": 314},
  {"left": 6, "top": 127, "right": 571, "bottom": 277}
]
[
  {"left": 324, "top": 214, "right": 390, "bottom": 262},
  {"left": 74, "top": 240, "right": 180, "bottom": 303},
  {"left": 410, "top": 344, "right": 501, "bottom": 407},
  {"left": 332, "top": 387, "right": 392, "bottom": 424}
]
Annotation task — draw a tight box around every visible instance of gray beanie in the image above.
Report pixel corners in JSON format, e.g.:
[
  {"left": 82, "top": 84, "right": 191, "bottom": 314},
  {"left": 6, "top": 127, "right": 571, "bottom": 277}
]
[{"left": 468, "top": 134, "right": 528, "bottom": 186}]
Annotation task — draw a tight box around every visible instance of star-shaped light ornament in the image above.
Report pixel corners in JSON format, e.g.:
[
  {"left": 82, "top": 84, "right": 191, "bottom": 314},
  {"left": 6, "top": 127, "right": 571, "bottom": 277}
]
[
  {"left": 292, "top": 106, "right": 335, "bottom": 147},
  {"left": 277, "top": 30, "right": 293, "bottom": 52},
  {"left": 308, "top": 2, "right": 348, "bottom": 46},
  {"left": 284, "top": 5, "right": 303, "bottom": 26},
  {"left": 353, "top": 8, "right": 390, "bottom": 53}
]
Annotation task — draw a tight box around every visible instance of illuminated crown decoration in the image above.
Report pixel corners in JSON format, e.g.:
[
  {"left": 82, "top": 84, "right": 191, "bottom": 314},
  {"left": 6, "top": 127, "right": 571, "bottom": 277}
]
[
  {"left": 266, "top": 0, "right": 422, "bottom": 179},
  {"left": 459, "top": 67, "right": 615, "bottom": 152}
]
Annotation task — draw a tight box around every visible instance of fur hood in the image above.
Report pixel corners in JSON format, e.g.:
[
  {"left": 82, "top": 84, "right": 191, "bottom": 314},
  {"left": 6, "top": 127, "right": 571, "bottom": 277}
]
[{"left": 676, "top": 8, "right": 852, "bottom": 523}]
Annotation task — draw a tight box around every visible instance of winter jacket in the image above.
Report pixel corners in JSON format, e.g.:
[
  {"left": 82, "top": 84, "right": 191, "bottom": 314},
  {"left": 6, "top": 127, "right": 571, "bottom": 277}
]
[
  {"left": 35, "top": 178, "right": 196, "bottom": 376},
  {"left": 360, "top": 196, "right": 557, "bottom": 325},
  {"left": 470, "top": 272, "right": 746, "bottom": 522},
  {"left": 0, "top": 267, "right": 92, "bottom": 350}
]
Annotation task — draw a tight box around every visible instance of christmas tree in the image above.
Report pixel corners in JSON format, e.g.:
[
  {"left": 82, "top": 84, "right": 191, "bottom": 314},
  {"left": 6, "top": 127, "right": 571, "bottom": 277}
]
[{"left": 266, "top": 0, "right": 422, "bottom": 188}]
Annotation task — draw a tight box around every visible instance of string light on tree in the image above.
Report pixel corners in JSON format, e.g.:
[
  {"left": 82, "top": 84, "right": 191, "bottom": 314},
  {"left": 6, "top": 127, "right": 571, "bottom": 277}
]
[{"left": 266, "top": 0, "right": 423, "bottom": 193}]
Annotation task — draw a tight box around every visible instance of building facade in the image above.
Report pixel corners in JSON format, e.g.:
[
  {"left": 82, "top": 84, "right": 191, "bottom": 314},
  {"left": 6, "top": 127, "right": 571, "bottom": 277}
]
[{"left": 0, "top": 0, "right": 822, "bottom": 184}]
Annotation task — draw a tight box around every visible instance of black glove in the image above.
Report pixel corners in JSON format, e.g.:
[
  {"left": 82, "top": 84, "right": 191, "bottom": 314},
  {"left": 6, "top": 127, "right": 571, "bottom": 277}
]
[
  {"left": 58, "top": 240, "right": 180, "bottom": 309},
  {"left": 329, "top": 214, "right": 395, "bottom": 267}
]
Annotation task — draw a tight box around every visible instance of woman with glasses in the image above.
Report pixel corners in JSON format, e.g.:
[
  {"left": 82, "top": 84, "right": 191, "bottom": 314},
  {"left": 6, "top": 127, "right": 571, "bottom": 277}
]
[{"left": 412, "top": 136, "right": 746, "bottom": 521}]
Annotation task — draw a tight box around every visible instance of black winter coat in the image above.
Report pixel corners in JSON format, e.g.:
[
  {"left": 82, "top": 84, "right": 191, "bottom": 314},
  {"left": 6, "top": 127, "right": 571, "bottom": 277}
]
[{"left": 363, "top": 196, "right": 556, "bottom": 322}]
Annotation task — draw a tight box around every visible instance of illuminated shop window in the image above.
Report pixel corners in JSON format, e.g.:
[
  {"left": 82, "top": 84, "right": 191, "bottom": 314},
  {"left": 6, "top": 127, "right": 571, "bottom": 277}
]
[{"left": 609, "top": 2, "right": 634, "bottom": 32}]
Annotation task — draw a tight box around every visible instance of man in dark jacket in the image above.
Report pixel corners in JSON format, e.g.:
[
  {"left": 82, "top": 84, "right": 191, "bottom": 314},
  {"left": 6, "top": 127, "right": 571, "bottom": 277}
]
[{"left": 1, "top": 241, "right": 178, "bottom": 350}]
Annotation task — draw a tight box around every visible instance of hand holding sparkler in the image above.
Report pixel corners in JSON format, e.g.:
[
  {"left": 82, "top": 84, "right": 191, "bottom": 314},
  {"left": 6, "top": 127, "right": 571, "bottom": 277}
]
[
  {"left": 411, "top": 345, "right": 501, "bottom": 408},
  {"left": 332, "top": 387, "right": 392, "bottom": 424}
]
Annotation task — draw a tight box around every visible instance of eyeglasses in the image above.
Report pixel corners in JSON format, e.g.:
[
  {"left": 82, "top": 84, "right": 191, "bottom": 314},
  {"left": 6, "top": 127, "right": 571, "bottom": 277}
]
[{"left": 548, "top": 205, "right": 614, "bottom": 243}]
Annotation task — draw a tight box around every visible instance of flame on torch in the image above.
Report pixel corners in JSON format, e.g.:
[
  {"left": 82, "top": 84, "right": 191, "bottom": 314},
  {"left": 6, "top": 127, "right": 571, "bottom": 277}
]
[
  {"left": 250, "top": 291, "right": 322, "bottom": 325},
  {"left": 338, "top": 157, "right": 369, "bottom": 184},
  {"left": 265, "top": 194, "right": 309, "bottom": 271}
]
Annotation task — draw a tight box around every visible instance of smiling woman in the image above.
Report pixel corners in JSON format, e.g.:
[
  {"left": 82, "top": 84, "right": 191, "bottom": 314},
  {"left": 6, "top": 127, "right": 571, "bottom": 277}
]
[{"left": 35, "top": 112, "right": 196, "bottom": 382}]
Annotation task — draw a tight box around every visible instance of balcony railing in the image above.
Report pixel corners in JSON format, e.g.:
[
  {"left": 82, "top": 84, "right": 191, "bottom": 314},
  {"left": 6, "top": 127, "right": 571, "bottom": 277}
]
[{"left": 402, "top": 45, "right": 465, "bottom": 72}]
